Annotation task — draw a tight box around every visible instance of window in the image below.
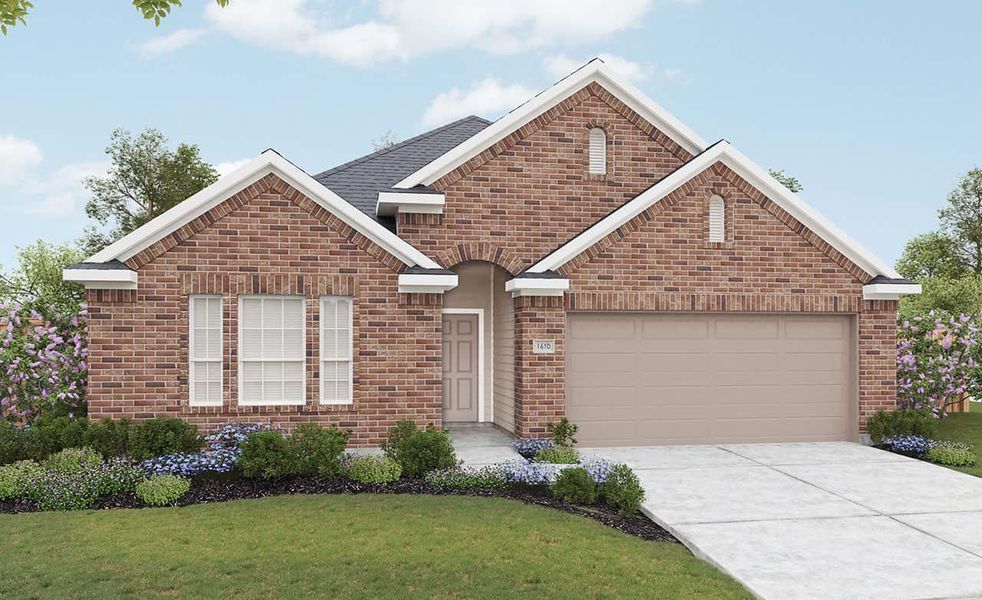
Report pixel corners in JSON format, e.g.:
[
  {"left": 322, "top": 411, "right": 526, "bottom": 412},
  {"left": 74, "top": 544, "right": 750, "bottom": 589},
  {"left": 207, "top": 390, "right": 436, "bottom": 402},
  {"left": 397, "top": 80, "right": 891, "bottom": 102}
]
[
  {"left": 239, "top": 296, "right": 305, "bottom": 406},
  {"left": 189, "top": 295, "right": 222, "bottom": 407},
  {"left": 708, "top": 195, "right": 725, "bottom": 243},
  {"left": 320, "top": 296, "right": 353, "bottom": 405},
  {"left": 588, "top": 128, "right": 607, "bottom": 174}
]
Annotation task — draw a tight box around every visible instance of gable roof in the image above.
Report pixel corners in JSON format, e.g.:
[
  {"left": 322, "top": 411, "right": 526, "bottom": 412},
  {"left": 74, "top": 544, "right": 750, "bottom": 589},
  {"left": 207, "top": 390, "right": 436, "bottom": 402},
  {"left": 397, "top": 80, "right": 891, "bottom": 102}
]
[
  {"left": 83, "top": 149, "right": 443, "bottom": 270},
  {"left": 527, "top": 140, "right": 903, "bottom": 280},
  {"left": 313, "top": 116, "right": 491, "bottom": 223},
  {"left": 393, "top": 58, "right": 708, "bottom": 189}
]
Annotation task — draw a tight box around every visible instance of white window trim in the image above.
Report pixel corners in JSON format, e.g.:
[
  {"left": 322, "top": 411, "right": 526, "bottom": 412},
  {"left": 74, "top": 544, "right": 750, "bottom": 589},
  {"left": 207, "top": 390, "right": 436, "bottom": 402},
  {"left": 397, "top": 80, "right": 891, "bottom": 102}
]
[
  {"left": 709, "top": 195, "right": 725, "bottom": 243},
  {"left": 589, "top": 128, "right": 607, "bottom": 175},
  {"left": 237, "top": 295, "right": 307, "bottom": 407},
  {"left": 189, "top": 295, "right": 223, "bottom": 407},
  {"left": 319, "top": 296, "right": 354, "bottom": 406},
  {"left": 442, "top": 308, "right": 486, "bottom": 423}
]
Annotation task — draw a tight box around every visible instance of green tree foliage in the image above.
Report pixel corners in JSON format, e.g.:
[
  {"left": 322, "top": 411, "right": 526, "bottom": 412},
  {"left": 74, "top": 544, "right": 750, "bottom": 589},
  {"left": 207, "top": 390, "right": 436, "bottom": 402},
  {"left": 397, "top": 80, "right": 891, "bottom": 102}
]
[
  {"left": 1, "top": 1, "right": 229, "bottom": 34},
  {"left": 899, "top": 275, "right": 982, "bottom": 322},
  {"left": 895, "top": 232, "right": 967, "bottom": 280},
  {"left": 0, "top": 241, "right": 85, "bottom": 312},
  {"left": 768, "top": 169, "right": 803, "bottom": 193},
  {"left": 81, "top": 128, "right": 218, "bottom": 254},
  {"left": 939, "top": 168, "right": 982, "bottom": 274}
]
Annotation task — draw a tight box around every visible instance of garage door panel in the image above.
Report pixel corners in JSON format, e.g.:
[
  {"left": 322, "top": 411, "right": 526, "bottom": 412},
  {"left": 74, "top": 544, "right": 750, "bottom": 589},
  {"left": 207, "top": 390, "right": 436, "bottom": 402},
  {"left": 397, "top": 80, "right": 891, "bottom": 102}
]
[{"left": 567, "top": 313, "right": 855, "bottom": 446}]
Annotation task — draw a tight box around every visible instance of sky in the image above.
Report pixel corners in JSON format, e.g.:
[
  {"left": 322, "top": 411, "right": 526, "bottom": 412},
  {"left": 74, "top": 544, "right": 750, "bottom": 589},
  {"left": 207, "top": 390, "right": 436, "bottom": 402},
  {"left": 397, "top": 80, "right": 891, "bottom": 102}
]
[{"left": 0, "top": 0, "right": 979, "bottom": 270}]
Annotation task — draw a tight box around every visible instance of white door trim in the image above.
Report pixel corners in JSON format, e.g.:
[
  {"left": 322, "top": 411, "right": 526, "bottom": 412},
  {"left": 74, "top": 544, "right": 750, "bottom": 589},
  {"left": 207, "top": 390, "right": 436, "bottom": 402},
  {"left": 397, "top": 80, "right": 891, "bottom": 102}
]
[{"left": 442, "top": 308, "right": 486, "bottom": 423}]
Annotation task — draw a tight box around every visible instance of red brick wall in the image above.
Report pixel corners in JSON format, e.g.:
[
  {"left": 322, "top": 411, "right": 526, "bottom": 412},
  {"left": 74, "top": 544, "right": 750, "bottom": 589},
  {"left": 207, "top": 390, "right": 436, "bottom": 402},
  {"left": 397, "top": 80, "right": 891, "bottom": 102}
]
[
  {"left": 513, "top": 296, "right": 566, "bottom": 438},
  {"left": 86, "top": 174, "right": 443, "bottom": 446}
]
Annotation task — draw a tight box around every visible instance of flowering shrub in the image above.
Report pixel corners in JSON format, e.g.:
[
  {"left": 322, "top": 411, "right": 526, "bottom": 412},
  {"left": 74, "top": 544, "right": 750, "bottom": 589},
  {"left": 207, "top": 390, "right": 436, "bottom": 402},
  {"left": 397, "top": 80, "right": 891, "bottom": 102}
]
[
  {"left": 880, "top": 435, "right": 932, "bottom": 457},
  {"left": 21, "top": 458, "right": 142, "bottom": 511},
  {"left": 423, "top": 465, "right": 508, "bottom": 490},
  {"left": 897, "top": 312, "right": 980, "bottom": 417},
  {"left": 926, "top": 440, "right": 976, "bottom": 466},
  {"left": 498, "top": 458, "right": 613, "bottom": 486},
  {"left": 513, "top": 438, "right": 555, "bottom": 460},
  {"left": 44, "top": 447, "right": 102, "bottom": 474},
  {"left": 136, "top": 474, "right": 191, "bottom": 506},
  {"left": 0, "top": 459, "right": 43, "bottom": 500},
  {"left": 140, "top": 423, "right": 269, "bottom": 477},
  {"left": 0, "top": 301, "right": 88, "bottom": 421},
  {"left": 580, "top": 458, "right": 614, "bottom": 484}
]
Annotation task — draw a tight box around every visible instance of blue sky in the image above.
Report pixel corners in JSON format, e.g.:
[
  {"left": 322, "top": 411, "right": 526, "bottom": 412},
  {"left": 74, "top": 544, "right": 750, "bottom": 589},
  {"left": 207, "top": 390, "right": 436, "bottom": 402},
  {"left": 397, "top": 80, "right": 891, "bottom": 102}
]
[{"left": 0, "top": 0, "right": 979, "bottom": 270}]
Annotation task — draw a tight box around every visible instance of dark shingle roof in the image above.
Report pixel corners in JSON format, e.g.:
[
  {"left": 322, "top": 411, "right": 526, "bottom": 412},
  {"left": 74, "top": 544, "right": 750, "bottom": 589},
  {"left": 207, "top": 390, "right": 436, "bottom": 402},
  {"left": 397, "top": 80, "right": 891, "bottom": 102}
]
[{"left": 313, "top": 116, "right": 492, "bottom": 225}]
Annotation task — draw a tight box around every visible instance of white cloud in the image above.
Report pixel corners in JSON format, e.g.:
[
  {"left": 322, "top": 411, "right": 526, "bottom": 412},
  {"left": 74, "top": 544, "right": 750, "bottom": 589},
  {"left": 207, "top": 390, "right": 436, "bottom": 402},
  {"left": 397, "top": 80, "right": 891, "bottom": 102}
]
[
  {"left": 138, "top": 28, "right": 208, "bottom": 58},
  {"left": 421, "top": 77, "right": 536, "bottom": 127},
  {"left": 21, "top": 160, "right": 108, "bottom": 218},
  {"left": 215, "top": 158, "right": 252, "bottom": 176},
  {"left": 0, "top": 135, "right": 43, "bottom": 188},
  {"left": 544, "top": 53, "right": 650, "bottom": 84},
  {"left": 205, "top": 0, "right": 653, "bottom": 67}
]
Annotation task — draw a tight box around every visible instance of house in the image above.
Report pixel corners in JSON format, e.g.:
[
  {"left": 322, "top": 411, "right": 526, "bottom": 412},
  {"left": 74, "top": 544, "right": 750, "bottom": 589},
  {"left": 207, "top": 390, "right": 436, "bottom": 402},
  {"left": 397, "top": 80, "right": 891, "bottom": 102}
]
[{"left": 63, "top": 59, "right": 920, "bottom": 447}]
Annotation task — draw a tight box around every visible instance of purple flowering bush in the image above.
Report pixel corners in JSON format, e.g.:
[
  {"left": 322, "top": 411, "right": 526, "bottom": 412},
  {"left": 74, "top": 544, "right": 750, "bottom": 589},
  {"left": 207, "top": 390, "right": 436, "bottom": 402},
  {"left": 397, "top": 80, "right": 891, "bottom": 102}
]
[
  {"left": 0, "top": 301, "right": 88, "bottom": 422},
  {"left": 880, "top": 435, "right": 932, "bottom": 457},
  {"left": 140, "top": 422, "right": 269, "bottom": 477},
  {"left": 513, "top": 438, "right": 556, "bottom": 460},
  {"left": 897, "top": 312, "right": 980, "bottom": 417}
]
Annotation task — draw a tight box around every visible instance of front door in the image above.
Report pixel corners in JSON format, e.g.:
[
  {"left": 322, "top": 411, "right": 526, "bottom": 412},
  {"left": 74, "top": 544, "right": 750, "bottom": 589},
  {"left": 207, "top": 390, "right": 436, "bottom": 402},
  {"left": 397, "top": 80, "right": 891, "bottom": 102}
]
[{"left": 443, "top": 313, "right": 479, "bottom": 422}]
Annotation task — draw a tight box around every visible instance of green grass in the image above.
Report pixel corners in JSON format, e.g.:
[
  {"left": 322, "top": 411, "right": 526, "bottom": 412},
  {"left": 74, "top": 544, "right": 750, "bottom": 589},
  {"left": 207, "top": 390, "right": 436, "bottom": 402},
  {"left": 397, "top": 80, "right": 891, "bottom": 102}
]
[
  {"left": 0, "top": 494, "right": 750, "bottom": 600},
  {"left": 935, "top": 409, "right": 982, "bottom": 477}
]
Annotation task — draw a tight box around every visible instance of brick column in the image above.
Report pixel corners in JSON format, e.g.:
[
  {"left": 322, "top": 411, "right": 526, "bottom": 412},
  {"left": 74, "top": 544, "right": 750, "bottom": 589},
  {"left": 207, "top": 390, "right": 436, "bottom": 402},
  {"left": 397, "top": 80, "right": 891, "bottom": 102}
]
[
  {"left": 858, "top": 299, "right": 899, "bottom": 431},
  {"left": 513, "top": 295, "right": 566, "bottom": 438}
]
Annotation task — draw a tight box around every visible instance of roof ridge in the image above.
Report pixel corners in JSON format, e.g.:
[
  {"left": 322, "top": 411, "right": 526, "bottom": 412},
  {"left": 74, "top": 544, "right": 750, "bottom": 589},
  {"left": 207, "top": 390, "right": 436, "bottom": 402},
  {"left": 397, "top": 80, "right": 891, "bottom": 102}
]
[{"left": 314, "top": 115, "right": 492, "bottom": 179}]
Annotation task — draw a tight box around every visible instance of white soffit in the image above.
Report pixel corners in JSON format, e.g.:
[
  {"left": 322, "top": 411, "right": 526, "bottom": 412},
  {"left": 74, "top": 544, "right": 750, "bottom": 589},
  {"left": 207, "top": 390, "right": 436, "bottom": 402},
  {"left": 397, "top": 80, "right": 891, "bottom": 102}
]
[
  {"left": 376, "top": 190, "right": 446, "bottom": 217},
  {"left": 504, "top": 277, "right": 570, "bottom": 298},
  {"left": 397, "top": 273, "right": 459, "bottom": 294},
  {"left": 62, "top": 268, "right": 138, "bottom": 290},
  {"left": 863, "top": 283, "right": 922, "bottom": 300}
]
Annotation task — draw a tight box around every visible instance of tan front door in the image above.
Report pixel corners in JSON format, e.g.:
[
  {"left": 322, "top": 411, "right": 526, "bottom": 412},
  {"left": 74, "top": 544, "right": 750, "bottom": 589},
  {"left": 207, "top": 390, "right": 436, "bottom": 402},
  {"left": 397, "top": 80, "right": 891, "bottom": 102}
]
[
  {"left": 566, "top": 313, "right": 856, "bottom": 446},
  {"left": 443, "top": 313, "right": 479, "bottom": 422}
]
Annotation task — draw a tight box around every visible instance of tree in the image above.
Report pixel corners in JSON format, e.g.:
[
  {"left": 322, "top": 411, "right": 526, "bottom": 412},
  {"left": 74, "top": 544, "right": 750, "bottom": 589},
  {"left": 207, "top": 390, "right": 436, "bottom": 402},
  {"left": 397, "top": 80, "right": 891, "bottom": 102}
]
[
  {"left": 939, "top": 168, "right": 982, "bottom": 274},
  {"left": 1, "top": 0, "right": 229, "bottom": 34},
  {"left": 769, "top": 169, "right": 803, "bottom": 193},
  {"left": 899, "top": 275, "right": 982, "bottom": 322},
  {"left": 371, "top": 130, "right": 398, "bottom": 152},
  {"left": 0, "top": 241, "right": 85, "bottom": 312},
  {"left": 81, "top": 128, "right": 218, "bottom": 254},
  {"left": 895, "top": 232, "right": 966, "bottom": 280}
]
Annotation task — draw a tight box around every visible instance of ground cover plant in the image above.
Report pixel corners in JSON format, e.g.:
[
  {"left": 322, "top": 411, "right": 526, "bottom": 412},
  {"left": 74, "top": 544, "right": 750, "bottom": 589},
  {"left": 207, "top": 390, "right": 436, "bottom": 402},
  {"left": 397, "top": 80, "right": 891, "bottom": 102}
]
[{"left": 934, "top": 410, "right": 982, "bottom": 476}]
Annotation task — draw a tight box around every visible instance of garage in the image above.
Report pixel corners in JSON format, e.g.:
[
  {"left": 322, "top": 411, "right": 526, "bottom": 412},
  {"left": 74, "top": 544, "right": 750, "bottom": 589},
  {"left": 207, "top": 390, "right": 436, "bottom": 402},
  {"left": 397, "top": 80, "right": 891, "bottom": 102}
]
[{"left": 566, "top": 313, "right": 856, "bottom": 446}]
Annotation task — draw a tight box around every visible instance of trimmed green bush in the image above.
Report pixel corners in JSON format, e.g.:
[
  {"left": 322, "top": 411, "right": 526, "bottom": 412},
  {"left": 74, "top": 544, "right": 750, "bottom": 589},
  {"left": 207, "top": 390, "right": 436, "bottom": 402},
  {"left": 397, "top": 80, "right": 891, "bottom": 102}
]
[
  {"left": 382, "top": 420, "right": 456, "bottom": 478},
  {"left": 289, "top": 423, "right": 350, "bottom": 477},
  {"left": 868, "top": 409, "right": 937, "bottom": 445},
  {"left": 346, "top": 455, "right": 402, "bottom": 484},
  {"left": 239, "top": 431, "right": 294, "bottom": 479},
  {"left": 551, "top": 467, "right": 597, "bottom": 505},
  {"left": 83, "top": 418, "right": 131, "bottom": 458},
  {"left": 21, "top": 415, "right": 89, "bottom": 462},
  {"left": 601, "top": 464, "right": 645, "bottom": 516},
  {"left": 0, "top": 421, "right": 26, "bottom": 465},
  {"left": 926, "top": 440, "right": 976, "bottom": 466},
  {"left": 423, "top": 465, "right": 508, "bottom": 490},
  {"left": 128, "top": 418, "right": 201, "bottom": 461},
  {"left": 547, "top": 417, "right": 578, "bottom": 447},
  {"left": 534, "top": 445, "right": 579, "bottom": 464},
  {"left": 136, "top": 475, "right": 191, "bottom": 506},
  {"left": 0, "top": 460, "right": 44, "bottom": 500},
  {"left": 44, "top": 447, "right": 102, "bottom": 475}
]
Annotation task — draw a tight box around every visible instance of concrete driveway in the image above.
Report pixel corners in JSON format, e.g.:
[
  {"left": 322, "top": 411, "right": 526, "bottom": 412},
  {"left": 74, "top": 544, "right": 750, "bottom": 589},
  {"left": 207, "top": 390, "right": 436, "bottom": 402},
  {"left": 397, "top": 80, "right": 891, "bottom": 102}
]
[{"left": 582, "top": 443, "right": 982, "bottom": 600}]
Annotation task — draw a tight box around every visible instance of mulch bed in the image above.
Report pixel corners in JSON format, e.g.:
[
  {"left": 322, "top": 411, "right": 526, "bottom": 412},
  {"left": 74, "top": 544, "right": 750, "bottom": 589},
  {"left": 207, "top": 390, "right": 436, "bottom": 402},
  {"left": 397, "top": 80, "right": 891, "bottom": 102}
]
[{"left": 0, "top": 475, "right": 676, "bottom": 543}]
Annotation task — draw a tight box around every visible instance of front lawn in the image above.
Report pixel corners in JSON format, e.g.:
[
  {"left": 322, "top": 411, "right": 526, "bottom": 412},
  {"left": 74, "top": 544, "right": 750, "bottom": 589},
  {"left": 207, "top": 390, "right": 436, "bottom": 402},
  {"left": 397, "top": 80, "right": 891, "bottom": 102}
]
[
  {"left": 935, "top": 409, "right": 982, "bottom": 477},
  {"left": 0, "top": 494, "right": 749, "bottom": 599}
]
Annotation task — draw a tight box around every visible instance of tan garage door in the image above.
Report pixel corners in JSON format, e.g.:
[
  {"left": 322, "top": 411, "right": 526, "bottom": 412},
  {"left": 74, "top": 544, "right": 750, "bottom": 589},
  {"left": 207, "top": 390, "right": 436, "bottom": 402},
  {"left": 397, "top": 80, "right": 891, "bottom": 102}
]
[{"left": 566, "top": 313, "right": 856, "bottom": 446}]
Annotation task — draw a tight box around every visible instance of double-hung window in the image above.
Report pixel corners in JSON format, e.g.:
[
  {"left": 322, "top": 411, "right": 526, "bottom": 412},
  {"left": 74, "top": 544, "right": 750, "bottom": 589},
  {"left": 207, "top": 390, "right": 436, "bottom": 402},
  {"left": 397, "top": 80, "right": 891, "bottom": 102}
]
[
  {"left": 189, "top": 295, "right": 223, "bottom": 406},
  {"left": 320, "top": 296, "right": 353, "bottom": 405},
  {"left": 239, "top": 296, "right": 305, "bottom": 406}
]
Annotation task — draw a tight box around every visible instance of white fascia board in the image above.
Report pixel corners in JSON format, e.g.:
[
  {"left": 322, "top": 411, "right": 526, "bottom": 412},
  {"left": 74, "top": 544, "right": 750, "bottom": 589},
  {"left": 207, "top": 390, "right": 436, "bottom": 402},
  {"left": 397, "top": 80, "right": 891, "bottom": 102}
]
[
  {"left": 394, "top": 60, "right": 707, "bottom": 189},
  {"left": 376, "top": 191, "right": 446, "bottom": 217},
  {"left": 529, "top": 141, "right": 901, "bottom": 280},
  {"left": 85, "top": 150, "right": 442, "bottom": 270},
  {"left": 863, "top": 283, "right": 922, "bottom": 300},
  {"left": 63, "top": 268, "right": 138, "bottom": 290},
  {"left": 504, "top": 277, "right": 570, "bottom": 298},
  {"left": 397, "top": 273, "right": 459, "bottom": 294}
]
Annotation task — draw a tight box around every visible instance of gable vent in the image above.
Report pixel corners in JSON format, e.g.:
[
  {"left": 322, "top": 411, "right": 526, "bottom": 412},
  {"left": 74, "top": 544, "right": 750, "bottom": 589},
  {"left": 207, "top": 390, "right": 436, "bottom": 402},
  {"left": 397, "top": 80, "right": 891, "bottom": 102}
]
[
  {"left": 588, "top": 128, "right": 607, "bottom": 174},
  {"left": 709, "top": 195, "right": 725, "bottom": 242}
]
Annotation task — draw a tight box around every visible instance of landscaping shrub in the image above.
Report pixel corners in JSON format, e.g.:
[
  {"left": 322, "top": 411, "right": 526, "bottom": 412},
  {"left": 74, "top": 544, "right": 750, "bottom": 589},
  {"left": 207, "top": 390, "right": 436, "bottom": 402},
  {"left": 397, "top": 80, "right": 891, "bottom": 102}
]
[
  {"left": 89, "top": 458, "right": 143, "bottom": 497},
  {"left": 128, "top": 418, "right": 201, "bottom": 461},
  {"left": 897, "top": 312, "right": 981, "bottom": 416},
  {"left": 868, "top": 409, "right": 937, "bottom": 445},
  {"left": 44, "top": 447, "right": 102, "bottom": 474},
  {"left": 136, "top": 474, "right": 191, "bottom": 506},
  {"left": 547, "top": 417, "right": 578, "bottom": 447},
  {"left": 238, "top": 431, "right": 294, "bottom": 479},
  {"left": 346, "top": 455, "right": 401, "bottom": 484},
  {"left": 601, "top": 464, "right": 645, "bottom": 516},
  {"left": 534, "top": 445, "right": 579, "bottom": 464},
  {"left": 141, "top": 423, "right": 269, "bottom": 477},
  {"left": 20, "top": 415, "right": 89, "bottom": 461},
  {"left": 83, "top": 418, "right": 131, "bottom": 458},
  {"left": 498, "top": 461, "right": 556, "bottom": 486},
  {"left": 513, "top": 438, "right": 556, "bottom": 460},
  {"left": 880, "top": 435, "right": 932, "bottom": 457},
  {"left": 0, "top": 460, "right": 43, "bottom": 500},
  {"left": 926, "top": 440, "right": 977, "bottom": 466},
  {"left": 289, "top": 423, "right": 350, "bottom": 477},
  {"left": 382, "top": 420, "right": 456, "bottom": 478},
  {"left": 23, "top": 470, "right": 102, "bottom": 511},
  {"left": 580, "top": 458, "right": 614, "bottom": 484},
  {"left": 550, "top": 467, "right": 597, "bottom": 505},
  {"left": 423, "top": 465, "right": 508, "bottom": 490},
  {"left": 0, "top": 420, "right": 25, "bottom": 464}
]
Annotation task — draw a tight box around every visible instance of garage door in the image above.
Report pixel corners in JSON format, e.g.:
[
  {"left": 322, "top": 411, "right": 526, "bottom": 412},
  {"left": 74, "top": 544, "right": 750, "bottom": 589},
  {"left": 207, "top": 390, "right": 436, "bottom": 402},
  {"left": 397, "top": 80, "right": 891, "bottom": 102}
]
[{"left": 566, "top": 313, "right": 855, "bottom": 446}]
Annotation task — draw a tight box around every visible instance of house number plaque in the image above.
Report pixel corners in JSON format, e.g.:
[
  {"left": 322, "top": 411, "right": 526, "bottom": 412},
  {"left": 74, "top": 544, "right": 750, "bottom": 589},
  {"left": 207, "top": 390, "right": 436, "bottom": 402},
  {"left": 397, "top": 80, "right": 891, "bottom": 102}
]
[{"left": 532, "top": 339, "right": 556, "bottom": 354}]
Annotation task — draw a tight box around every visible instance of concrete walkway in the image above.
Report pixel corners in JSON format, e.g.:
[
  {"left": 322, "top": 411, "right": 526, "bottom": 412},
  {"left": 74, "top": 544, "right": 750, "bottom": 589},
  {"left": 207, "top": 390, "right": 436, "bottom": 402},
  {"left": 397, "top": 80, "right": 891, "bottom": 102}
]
[
  {"left": 447, "top": 423, "right": 522, "bottom": 466},
  {"left": 582, "top": 442, "right": 982, "bottom": 600}
]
